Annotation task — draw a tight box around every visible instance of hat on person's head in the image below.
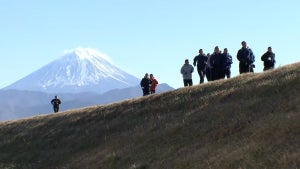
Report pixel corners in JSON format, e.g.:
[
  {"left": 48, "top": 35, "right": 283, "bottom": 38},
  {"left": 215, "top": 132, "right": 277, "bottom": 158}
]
[{"left": 241, "top": 41, "right": 246, "bottom": 44}]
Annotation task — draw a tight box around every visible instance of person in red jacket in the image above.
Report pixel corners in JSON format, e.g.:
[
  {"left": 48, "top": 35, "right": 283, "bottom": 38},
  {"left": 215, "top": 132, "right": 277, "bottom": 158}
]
[{"left": 150, "top": 74, "right": 158, "bottom": 94}]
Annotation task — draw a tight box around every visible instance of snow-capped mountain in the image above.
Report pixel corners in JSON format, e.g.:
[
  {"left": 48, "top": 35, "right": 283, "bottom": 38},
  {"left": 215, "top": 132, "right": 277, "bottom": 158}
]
[{"left": 4, "top": 47, "right": 140, "bottom": 93}]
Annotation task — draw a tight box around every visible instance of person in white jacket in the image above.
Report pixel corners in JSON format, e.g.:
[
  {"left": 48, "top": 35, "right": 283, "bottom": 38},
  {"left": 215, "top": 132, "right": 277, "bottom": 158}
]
[{"left": 180, "top": 59, "right": 194, "bottom": 87}]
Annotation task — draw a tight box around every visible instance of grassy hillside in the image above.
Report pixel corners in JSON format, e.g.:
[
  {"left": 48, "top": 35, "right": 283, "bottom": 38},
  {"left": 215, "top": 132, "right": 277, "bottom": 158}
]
[{"left": 0, "top": 63, "right": 300, "bottom": 169}]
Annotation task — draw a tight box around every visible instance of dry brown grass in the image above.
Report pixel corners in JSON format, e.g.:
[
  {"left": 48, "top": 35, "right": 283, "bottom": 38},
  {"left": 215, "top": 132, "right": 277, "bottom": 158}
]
[{"left": 0, "top": 62, "right": 300, "bottom": 169}]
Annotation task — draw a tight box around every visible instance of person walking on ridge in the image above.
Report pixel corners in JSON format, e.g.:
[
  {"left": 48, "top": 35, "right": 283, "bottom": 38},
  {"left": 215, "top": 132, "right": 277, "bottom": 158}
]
[
  {"left": 237, "top": 41, "right": 255, "bottom": 74},
  {"left": 51, "top": 95, "right": 61, "bottom": 113},
  {"left": 180, "top": 59, "right": 194, "bottom": 87},
  {"left": 193, "top": 49, "right": 208, "bottom": 84},
  {"left": 150, "top": 74, "right": 158, "bottom": 94},
  {"left": 223, "top": 48, "right": 233, "bottom": 78},
  {"left": 205, "top": 53, "right": 213, "bottom": 81},
  {"left": 140, "top": 73, "right": 152, "bottom": 96},
  {"left": 209, "top": 46, "right": 226, "bottom": 80},
  {"left": 261, "top": 46, "right": 276, "bottom": 71}
]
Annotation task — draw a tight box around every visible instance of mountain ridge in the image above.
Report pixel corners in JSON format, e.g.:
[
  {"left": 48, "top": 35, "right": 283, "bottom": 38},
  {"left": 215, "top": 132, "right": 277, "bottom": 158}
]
[
  {"left": 0, "top": 47, "right": 174, "bottom": 120},
  {"left": 4, "top": 47, "right": 140, "bottom": 94}
]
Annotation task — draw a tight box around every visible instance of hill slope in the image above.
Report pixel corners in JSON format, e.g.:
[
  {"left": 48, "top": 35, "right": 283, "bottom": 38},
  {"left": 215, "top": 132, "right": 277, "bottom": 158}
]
[
  {"left": 0, "top": 63, "right": 300, "bottom": 169},
  {"left": 0, "top": 83, "right": 174, "bottom": 121}
]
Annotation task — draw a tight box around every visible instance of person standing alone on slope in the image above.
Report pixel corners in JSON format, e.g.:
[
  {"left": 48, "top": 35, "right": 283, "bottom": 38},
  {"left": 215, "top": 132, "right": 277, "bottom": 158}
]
[{"left": 51, "top": 95, "right": 61, "bottom": 113}]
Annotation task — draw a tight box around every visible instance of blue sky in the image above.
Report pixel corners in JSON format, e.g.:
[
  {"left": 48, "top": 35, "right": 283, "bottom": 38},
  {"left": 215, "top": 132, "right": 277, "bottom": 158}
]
[{"left": 0, "top": 0, "right": 299, "bottom": 89}]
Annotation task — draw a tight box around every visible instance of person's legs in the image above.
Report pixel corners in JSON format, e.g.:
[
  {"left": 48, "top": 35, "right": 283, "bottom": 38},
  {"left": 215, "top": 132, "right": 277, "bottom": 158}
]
[
  {"left": 143, "top": 89, "right": 150, "bottom": 96},
  {"left": 264, "top": 66, "right": 273, "bottom": 71},
  {"left": 217, "top": 68, "right": 225, "bottom": 80},
  {"left": 198, "top": 67, "right": 205, "bottom": 84},
  {"left": 188, "top": 79, "right": 193, "bottom": 86},
  {"left": 183, "top": 79, "right": 188, "bottom": 87},
  {"left": 199, "top": 71, "right": 204, "bottom": 83},
  {"left": 54, "top": 106, "right": 59, "bottom": 113},
  {"left": 211, "top": 68, "right": 217, "bottom": 81},
  {"left": 206, "top": 68, "right": 212, "bottom": 81},
  {"left": 239, "top": 63, "right": 248, "bottom": 74},
  {"left": 225, "top": 69, "right": 231, "bottom": 78}
]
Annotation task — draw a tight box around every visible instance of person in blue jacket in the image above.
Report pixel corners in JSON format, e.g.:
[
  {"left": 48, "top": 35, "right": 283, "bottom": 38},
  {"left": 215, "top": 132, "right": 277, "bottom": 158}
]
[
  {"left": 237, "top": 41, "right": 255, "bottom": 74},
  {"left": 223, "top": 48, "right": 233, "bottom": 78}
]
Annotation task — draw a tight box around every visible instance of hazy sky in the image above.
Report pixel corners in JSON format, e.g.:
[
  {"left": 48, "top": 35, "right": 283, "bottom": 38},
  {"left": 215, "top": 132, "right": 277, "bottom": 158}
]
[{"left": 0, "top": 0, "right": 299, "bottom": 89}]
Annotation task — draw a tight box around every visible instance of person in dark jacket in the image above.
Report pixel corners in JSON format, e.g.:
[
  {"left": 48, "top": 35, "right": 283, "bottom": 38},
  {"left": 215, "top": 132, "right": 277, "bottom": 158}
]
[
  {"left": 180, "top": 59, "right": 194, "bottom": 86},
  {"left": 140, "top": 73, "right": 152, "bottom": 96},
  {"left": 193, "top": 49, "right": 208, "bottom": 84},
  {"left": 223, "top": 48, "right": 233, "bottom": 78},
  {"left": 51, "top": 95, "right": 61, "bottom": 113},
  {"left": 210, "top": 46, "right": 226, "bottom": 80},
  {"left": 205, "top": 53, "right": 213, "bottom": 81},
  {"left": 237, "top": 41, "right": 255, "bottom": 74},
  {"left": 261, "top": 46, "right": 276, "bottom": 71}
]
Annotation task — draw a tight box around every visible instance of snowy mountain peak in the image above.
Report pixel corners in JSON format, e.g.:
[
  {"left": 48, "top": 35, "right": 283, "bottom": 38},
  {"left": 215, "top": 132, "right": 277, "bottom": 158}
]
[
  {"left": 4, "top": 47, "right": 140, "bottom": 94},
  {"left": 68, "top": 47, "right": 112, "bottom": 64}
]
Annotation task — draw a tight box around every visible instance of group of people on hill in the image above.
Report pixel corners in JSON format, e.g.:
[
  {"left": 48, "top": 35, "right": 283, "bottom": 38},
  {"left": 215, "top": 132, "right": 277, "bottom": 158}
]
[
  {"left": 180, "top": 41, "right": 276, "bottom": 87},
  {"left": 52, "top": 41, "right": 276, "bottom": 112},
  {"left": 140, "top": 73, "right": 159, "bottom": 96},
  {"left": 51, "top": 73, "right": 159, "bottom": 113}
]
